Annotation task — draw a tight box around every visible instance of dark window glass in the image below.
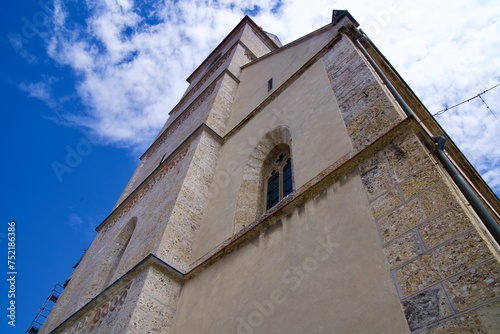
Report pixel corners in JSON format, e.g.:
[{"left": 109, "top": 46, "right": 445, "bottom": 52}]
[
  {"left": 266, "top": 171, "right": 280, "bottom": 209},
  {"left": 265, "top": 153, "right": 293, "bottom": 210},
  {"left": 283, "top": 158, "right": 293, "bottom": 197}
]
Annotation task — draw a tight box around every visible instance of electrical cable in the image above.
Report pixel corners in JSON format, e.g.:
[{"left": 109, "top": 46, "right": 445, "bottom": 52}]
[
  {"left": 432, "top": 82, "right": 500, "bottom": 118},
  {"left": 417, "top": 82, "right": 500, "bottom": 124},
  {"left": 478, "top": 94, "right": 500, "bottom": 124}
]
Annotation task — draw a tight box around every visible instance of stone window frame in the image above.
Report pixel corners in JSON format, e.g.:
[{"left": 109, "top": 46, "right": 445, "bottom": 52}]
[
  {"left": 263, "top": 147, "right": 293, "bottom": 210},
  {"left": 233, "top": 126, "right": 292, "bottom": 232}
]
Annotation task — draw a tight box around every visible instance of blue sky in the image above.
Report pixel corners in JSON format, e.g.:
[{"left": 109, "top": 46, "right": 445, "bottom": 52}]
[{"left": 1, "top": 0, "right": 500, "bottom": 333}]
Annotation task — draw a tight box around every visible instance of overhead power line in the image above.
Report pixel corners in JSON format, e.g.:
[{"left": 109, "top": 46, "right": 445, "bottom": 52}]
[
  {"left": 478, "top": 94, "right": 500, "bottom": 124},
  {"left": 432, "top": 83, "right": 500, "bottom": 122}
]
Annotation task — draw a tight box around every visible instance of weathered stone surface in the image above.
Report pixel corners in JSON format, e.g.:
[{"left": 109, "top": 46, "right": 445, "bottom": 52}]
[
  {"left": 358, "top": 149, "right": 390, "bottom": 175},
  {"left": 399, "top": 165, "right": 443, "bottom": 201},
  {"left": 386, "top": 133, "right": 433, "bottom": 182},
  {"left": 370, "top": 188, "right": 404, "bottom": 220},
  {"left": 377, "top": 198, "right": 427, "bottom": 244},
  {"left": 397, "top": 254, "right": 443, "bottom": 296},
  {"left": 475, "top": 300, "right": 500, "bottom": 332},
  {"left": 402, "top": 286, "right": 453, "bottom": 331},
  {"left": 420, "top": 301, "right": 500, "bottom": 334},
  {"left": 323, "top": 36, "right": 404, "bottom": 151},
  {"left": 444, "top": 260, "right": 500, "bottom": 311},
  {"left": 384, "top": 231, "right": 424, "bottom": 269},
  {"left": 419, "top": 204, "right": 473, "bottom": 249},
  {"left": 360, "top": 162, "right": 397, "bottom": 202},
  {"left": 419, "top": 312, "right": 488, "bottom": 334},
  {"left": 433, "top": 231, "right": 492, "bottom": 280},
  {"left": 417, "top": 181, "right": 457, "bottom": 218}
]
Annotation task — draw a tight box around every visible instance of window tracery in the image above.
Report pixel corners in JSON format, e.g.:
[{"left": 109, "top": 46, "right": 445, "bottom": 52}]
[{"left": 264, "top": 149, "right": 293, "bottom": 210}]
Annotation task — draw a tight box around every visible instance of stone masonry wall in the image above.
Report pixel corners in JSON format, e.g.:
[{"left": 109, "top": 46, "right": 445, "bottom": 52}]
[
  {"left": 205, "top": 73, "right": 239, "bottom": 136},
  {"left": 43, "top": 21, "right": 259, "bottom": 332},
  {"left": 118, "top": 265, "right": 182, "bottom": 334},
  {"left": 359, "top": 131, "right": 500, "bottom": 332},
  {"left": 322, "top": 35, "right": 403, "bottom": 151},
  {"left": 323, "top": 33, "right": 500, "bottom": 332},
  {"left": 40, "top": 145, "right": 191, "bottom": 332},
  {"left": 117, "top": 82, "right": 218, "bottom": 205},
  {"left": 117, "top": 41, "right": 248, "bottom": 208},
  {"left": 46, "top": 263, "right": 181, "bottom": 334},
  {"left": 156, "top": 131, "right": 222, "bottom": 271}
]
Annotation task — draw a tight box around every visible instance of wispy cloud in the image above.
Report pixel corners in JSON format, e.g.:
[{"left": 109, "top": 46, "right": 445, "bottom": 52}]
[
  {"left": 19, "top": 77, "right": 59, "bottom": 109},
  {"left": 20, "top": 0, "right": 500, "bottom": 194},
  {"left": 66, "top": 212, "right": 96, "bottom": 242},
  {"left": 67, "top": 212, "right": 84, "bottom": 229}
]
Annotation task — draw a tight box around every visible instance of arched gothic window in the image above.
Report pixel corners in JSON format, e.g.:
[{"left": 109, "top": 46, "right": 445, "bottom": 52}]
[{"left": 264, "top": 147, "right": 293, "bottom": 210}]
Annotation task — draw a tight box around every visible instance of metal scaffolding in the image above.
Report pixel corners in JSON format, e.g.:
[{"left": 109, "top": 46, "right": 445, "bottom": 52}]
[{"left": 26, "top": 283, "right": 64, "bottom": 334}]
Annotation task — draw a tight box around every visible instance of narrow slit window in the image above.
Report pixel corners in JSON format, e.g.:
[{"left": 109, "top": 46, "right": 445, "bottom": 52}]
[{"left": 268, "top": 78, "right": 273, "bottom": 92}]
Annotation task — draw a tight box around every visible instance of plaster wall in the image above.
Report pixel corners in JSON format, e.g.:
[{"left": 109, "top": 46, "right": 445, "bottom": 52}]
[
  {"left": 227, "top": 24, "right": 337, "bottom": 131},
  {"left": 192, "top": 59, "right": 352, "bottom": 261},
  {"left": 173, "top": 171, "right": 410, "bottom": 333}
]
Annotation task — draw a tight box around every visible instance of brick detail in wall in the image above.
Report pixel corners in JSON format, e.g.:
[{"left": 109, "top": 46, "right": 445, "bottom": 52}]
[
  {"left": 60, "top": 281, "right": 132, "bottom": 334},
  {"left": 105, "top": 147, "right": 189, "bottom": 232},
  {"left": 358, "top": 131, "right": 500, "bottom": 333}
]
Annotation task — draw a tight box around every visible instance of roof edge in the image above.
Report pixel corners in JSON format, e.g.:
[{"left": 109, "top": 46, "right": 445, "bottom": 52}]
[
  {"left": 186, "top": 15, "right": 280, "bottom": 83},
  {"left": 332, "top": 9, "right": 359, "bottom": 27}
]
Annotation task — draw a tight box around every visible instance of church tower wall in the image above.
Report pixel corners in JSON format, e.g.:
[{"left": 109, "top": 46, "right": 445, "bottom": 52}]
[{"left": 39, "top": 12, "right": 500, "bottom": 334}]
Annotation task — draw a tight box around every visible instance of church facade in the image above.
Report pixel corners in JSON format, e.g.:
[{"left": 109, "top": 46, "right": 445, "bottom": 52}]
[{"left": 40, "top": 10, "right": 500, "bottom": 333}]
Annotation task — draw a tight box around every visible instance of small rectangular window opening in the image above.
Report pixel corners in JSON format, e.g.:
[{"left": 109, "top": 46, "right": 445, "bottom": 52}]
[{"left": 267, "top": 78, "right": 273, "bottom": 92}]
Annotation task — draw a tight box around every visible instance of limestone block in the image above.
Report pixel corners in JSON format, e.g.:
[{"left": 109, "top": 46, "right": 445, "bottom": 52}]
[
  {"left": 444, "top": 260, "right": 500, "bottom": 311},
  {"left": 400, "top": 165, "right": 443, "bottom": 201},
  {"left": 402, "top": 285, "right": 453, "bottom": 331},
  {"left": 419, "top": 205, "right": 473, "bottom": 249},
  {"left": 370, "top": 188, "right": 404, "bottom": 220},
  {"left": 419, "top": 312, "right": 487, "bottom": 334},
  {"left": 420, "top": 300, "right": 500, "bottom": 334},
  {"left": 384, "top": 231, "right": 424, "bottom": 269},
  {"left": 377, "top": 198, "right": 426, "bottom": 244},
  {"left": 386, "top": 134, "right": 433, "bottom": 182},
  {"left": 432, "top": 231, "right": 492, "bottom": 279},
  {"left": 361, "top": 154, "right": 396, "bottom": 201},
  {"left": 475, "top": 300, "right": 500, "bottom": 332},
  {"left": 323, "top": 37, "right": 404, "bottom": 151},
  {"left": 397, "top": 254, "right": 443, "bottom": 296},
  {"left": 416, "top": 181, "right": 457, "bottom": 219}
]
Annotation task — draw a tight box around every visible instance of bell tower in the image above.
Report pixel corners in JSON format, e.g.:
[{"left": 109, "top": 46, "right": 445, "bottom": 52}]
[{"left": 40, "top": 10, "right": 500, "bottom": 334}]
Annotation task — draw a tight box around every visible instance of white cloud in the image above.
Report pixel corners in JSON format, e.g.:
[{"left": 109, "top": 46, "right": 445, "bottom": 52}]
[
  {"left": 19, "top": 78, "right": 59, "bottom": 108},
  {"left": 33, "top": 0, "right": 500, "bottom": 194}
]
